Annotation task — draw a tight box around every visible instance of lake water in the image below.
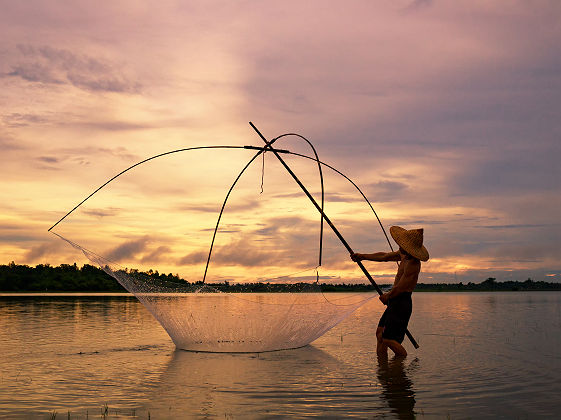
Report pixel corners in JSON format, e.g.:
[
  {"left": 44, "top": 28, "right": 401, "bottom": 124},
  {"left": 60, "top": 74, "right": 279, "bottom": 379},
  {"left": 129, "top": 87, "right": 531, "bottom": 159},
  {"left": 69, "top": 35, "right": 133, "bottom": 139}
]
[{"left": 1, "top": 292, "right": 560, "bottom": 419}]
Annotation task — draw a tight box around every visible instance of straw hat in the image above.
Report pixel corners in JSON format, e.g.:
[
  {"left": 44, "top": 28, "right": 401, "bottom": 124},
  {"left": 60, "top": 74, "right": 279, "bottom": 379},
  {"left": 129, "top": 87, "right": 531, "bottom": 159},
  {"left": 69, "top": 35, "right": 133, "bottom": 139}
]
[{"left": 390, "top": 226, "right": 429, "bottom": 262}]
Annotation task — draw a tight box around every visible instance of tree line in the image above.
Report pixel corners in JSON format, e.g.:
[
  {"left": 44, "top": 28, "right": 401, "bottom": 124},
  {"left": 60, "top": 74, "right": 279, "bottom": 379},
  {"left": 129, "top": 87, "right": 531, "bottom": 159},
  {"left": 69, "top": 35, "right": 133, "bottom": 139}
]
[{"left": 0, "top": 263, "right": 560, "bottom": 292}]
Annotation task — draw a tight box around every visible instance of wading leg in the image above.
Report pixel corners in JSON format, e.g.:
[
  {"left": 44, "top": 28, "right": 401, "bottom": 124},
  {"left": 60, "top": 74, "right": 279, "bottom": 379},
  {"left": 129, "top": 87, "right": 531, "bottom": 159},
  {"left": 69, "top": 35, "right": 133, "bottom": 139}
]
[
  {"left": 376, "top": 326, "right": 388, "bottom": 357},
  {"left": 383, "top": 338, "right": 407, "bottom": 357}
]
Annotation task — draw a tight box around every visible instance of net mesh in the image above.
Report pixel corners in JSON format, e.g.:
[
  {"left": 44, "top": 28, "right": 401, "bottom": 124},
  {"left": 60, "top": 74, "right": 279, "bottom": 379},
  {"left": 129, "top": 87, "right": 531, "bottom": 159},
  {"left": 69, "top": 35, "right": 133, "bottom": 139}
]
[{"left": 58, "top": 234, "right": 376, "bottom": 352}]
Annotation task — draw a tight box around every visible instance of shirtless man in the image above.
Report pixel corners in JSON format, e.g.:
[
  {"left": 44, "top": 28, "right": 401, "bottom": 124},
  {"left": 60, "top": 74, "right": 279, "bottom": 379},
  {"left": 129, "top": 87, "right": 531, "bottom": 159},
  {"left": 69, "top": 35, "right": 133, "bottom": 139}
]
[{"left": 351, "top": 226, "right": 429, "bottom": 357}]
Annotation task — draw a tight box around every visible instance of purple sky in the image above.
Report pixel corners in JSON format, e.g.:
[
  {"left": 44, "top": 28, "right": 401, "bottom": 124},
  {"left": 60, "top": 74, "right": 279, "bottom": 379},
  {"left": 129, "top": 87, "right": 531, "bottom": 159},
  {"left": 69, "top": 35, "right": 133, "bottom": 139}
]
[{"left": 1, "top": 1, "right": 560, "bottom": 283}]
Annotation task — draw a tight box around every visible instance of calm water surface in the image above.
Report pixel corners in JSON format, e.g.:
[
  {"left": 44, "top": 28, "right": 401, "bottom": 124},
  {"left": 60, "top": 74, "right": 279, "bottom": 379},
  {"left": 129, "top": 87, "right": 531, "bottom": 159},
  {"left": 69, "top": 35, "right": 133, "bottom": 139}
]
[{"left": 1, "top": 292, "right": 560, "bottom": 419}]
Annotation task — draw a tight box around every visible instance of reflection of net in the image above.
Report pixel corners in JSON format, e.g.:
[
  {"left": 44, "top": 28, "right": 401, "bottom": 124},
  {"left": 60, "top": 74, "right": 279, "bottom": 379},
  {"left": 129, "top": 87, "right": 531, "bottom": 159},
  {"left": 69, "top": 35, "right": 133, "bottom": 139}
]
[{"left": 61, "top": 234, "right": 375, "bottom": 352}]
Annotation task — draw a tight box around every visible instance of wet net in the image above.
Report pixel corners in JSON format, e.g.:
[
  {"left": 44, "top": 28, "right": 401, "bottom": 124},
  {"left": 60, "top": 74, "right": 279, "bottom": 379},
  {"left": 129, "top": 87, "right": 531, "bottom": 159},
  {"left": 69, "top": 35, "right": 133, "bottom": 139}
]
[
  {"left": 50, "top": 141, "right": 383, "bottom": 352},
  {"left": 57, "top": 234, "right": 376, "bottom": 352}
]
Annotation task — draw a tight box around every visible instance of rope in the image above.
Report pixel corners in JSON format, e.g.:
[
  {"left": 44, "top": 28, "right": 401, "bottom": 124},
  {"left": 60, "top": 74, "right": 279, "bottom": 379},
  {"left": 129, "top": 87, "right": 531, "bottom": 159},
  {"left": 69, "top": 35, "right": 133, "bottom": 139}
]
[{"left": 260, "top": 151, "right": 265, "bottom": 194}]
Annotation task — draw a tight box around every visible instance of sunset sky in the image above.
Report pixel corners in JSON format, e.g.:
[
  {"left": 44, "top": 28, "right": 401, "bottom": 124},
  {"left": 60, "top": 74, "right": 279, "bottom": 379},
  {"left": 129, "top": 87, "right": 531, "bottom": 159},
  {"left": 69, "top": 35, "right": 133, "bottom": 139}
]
[{"left": 1, "top": 0, "right": 559, "bottom": 284}]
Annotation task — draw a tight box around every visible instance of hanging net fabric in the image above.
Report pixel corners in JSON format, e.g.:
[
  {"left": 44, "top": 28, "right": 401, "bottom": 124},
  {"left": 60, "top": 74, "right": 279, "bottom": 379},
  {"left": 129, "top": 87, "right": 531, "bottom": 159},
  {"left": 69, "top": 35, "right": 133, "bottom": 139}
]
[
  {"left": 50, "top": 134, "right": 387, "bottom": 353},
  {"left": 57, "top": 234, "right": 376, "bottom": 352}
]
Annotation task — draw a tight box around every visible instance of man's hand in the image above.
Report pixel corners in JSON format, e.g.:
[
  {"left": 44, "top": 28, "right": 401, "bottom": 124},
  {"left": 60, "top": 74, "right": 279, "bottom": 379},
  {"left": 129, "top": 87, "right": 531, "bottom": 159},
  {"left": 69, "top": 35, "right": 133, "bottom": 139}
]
[
  {"left": 379, "top": 293, "right": 389, "bottom": 305},
  {"left": 350, "top": 253, "right": 362, "bottom": 262}
]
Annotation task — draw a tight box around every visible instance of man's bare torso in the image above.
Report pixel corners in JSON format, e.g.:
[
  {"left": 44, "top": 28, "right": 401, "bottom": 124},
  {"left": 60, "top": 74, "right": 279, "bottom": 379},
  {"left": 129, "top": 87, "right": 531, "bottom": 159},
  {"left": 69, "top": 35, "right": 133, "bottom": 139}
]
[{"left": 393, "top": 254, "right": 421, "bottom": 293}]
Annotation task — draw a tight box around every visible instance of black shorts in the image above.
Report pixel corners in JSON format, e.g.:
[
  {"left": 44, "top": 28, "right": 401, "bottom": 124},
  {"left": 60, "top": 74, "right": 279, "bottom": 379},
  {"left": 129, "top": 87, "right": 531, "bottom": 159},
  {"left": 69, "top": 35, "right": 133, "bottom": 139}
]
[{"left": 378, "top": 292, "right": 412, "bottom": 344}]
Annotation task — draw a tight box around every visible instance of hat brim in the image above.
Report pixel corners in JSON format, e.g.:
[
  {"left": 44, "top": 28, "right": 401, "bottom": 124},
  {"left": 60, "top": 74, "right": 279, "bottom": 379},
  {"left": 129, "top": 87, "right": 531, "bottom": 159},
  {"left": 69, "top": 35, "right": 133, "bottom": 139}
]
[{"left": 390, "top": 226, "right": 429, "bottom": 262}]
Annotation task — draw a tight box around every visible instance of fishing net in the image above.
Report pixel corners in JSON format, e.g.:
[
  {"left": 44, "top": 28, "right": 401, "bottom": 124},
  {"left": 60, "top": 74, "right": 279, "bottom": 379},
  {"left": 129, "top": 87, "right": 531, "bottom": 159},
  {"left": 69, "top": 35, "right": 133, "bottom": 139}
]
[
  {"left": 50, "top": 140, "right": 384, "bottom": 352},
  {"left": 57, "top": 233, "right": 376, "bottom": 352}
]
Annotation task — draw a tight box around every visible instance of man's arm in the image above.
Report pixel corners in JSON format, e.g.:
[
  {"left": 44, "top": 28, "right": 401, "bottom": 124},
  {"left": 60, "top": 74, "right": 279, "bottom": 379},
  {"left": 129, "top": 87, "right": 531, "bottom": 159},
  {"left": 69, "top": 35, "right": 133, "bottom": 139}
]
[{"left": 351, "top": 251, "right": 400, "bottom": 262}]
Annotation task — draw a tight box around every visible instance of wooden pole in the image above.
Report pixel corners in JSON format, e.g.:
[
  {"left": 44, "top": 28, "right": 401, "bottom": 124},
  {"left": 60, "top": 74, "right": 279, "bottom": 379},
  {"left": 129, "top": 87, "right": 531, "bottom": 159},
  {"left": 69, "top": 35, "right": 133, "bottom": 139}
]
[{"left": 249, "top": 122, "right": 419, "bottom": 349}]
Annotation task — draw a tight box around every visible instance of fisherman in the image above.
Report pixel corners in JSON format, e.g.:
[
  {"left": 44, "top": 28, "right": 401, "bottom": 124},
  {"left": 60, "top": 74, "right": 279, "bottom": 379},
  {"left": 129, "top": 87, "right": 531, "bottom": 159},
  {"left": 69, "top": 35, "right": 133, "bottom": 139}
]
[{"left": 351, "top": 226, "right": 429, "bottom": 357}]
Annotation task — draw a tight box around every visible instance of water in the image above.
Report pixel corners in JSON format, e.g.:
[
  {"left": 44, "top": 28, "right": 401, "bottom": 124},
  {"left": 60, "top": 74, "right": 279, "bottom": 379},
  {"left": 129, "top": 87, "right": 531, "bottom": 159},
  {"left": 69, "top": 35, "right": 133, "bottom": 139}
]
[{"left": 1, "top": 292, "right": 560, "bottom": 419}]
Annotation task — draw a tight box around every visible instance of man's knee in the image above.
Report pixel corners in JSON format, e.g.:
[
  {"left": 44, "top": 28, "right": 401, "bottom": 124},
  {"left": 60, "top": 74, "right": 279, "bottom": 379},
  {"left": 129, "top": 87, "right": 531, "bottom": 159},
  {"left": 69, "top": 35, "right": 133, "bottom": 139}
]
[{"left": 382, "top": 338, "right": 407, "bottom": 356}]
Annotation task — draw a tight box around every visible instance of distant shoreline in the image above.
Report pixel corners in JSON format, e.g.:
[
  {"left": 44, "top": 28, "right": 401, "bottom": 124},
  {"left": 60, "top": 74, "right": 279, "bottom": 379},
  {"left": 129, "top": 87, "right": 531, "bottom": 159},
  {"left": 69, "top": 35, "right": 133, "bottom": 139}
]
[
  {"left": 1, "top": 263, "right": 560, "bottom": 293},
  {"left": 2, "top": 290, "right": 561, "bottom": 296}
]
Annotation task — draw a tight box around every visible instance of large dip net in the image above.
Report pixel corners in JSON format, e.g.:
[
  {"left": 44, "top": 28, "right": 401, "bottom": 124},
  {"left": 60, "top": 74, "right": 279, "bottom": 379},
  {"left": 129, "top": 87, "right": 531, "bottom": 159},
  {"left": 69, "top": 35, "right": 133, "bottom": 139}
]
[
  {"left": 50, "top": 129, "right": 391, "bottom": 352},
  {"left": 57, "top": 234, "right": 375, "bottom": 352}
]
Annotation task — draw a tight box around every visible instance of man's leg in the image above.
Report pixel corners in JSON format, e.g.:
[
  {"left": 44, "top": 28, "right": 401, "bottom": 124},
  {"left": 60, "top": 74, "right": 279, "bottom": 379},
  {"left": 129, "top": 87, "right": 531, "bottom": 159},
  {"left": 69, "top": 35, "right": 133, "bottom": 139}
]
[
  {"left": 376, "top": 326, "right": 388, "bottom": 357},
  {"left": 382, "top": 338, "right": 407, "bottom": 357}
]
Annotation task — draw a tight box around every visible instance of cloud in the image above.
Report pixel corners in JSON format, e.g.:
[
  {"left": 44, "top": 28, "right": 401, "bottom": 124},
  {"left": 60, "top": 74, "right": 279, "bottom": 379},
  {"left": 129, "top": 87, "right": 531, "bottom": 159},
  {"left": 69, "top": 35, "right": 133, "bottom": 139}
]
[
  {"left": 178, "top": 215, "right": 322, "bottom": 269},
  {"left": 37, "top": 156, "right": 59, "bottom": 164},
  {"left": 65, "top": 120, "right": 155, "bottom": 132},
  {"left": 5, "top": 44, "right": 141, "bottom": 94},
  {"left": 272, "top": 191, "right": 363, "bottom": 204},
  {"left": 364, "top": 180, "right": 410, "bottom": 203},
  {"left": 210, "top": 238, "right": 280, "bottom": 267},
  {"left": 105, "top": 237, "right": 149, "bottom": 262},
  {"left": 82, "top": 208, "right": 121, "bottom": 218},
  {"left": 24, "top": 240, "right": 65, "bottom": 262},
  {"left": 179, "top": 251, "right": 208, "bottom": 265},
  {"left": 24, "top": 243, "right": 52, "bottom": 261},
  {"left": 0, "top": 135, "right": 23, "bottom": 151},
  {"left": 141, "top": 246, "right": 172, "bottom": 264},
  {"left": 1, "top": 1, "right": 560, "bottom": 285},
  {"left": 477, "top": 224, "right": 554, "bottom": 230},
  {"left": 403, "top": 0, "right": 433, "bottom": 13},
  {"left": 51, "top": 146, "right": 139, "bottom": 166},
  {"left": 35, "top": 155, "right": 61, "bottom": 170},
  {"left": 177, "top": 198, "right": 262, "bottom": 214},
  {"left": 2, "top": 113, "right": 49, "bottom": 128}
]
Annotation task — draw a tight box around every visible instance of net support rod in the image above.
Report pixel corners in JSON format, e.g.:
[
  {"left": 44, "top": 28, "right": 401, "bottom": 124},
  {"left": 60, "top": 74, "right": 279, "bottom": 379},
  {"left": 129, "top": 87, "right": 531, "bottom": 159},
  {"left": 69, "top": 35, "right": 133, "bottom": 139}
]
[{"left": 249, "top": 122, "right": 419, "bottom": 349}]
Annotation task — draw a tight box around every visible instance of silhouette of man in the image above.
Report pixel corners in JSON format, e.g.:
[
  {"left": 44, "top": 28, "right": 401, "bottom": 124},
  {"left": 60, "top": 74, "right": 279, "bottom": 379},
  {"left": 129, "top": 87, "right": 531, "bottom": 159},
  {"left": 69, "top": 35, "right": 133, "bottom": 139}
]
[{"left": 351, "top": 226, "right": 429, "bottom": 357}]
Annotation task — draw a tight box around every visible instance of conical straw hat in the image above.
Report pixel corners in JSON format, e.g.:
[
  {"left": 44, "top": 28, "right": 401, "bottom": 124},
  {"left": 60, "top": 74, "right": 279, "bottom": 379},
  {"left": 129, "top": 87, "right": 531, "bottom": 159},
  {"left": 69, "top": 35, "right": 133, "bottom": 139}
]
[{"left": 390, "top": 226, "right": 429, "bottom": 262}]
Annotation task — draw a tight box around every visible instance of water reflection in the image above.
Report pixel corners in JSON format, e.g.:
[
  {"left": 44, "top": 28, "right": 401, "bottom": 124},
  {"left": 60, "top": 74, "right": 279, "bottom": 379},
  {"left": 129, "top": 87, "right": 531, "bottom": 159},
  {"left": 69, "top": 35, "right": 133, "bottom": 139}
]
[
  {"left": 2, "top": 293, "right": 560, "bottom": 418},
  {"left": 376, "top": 356, "right": 417, "bottom": 420},
  {"left": 149, "top": 346, "right": 355, "bottom": 418}
]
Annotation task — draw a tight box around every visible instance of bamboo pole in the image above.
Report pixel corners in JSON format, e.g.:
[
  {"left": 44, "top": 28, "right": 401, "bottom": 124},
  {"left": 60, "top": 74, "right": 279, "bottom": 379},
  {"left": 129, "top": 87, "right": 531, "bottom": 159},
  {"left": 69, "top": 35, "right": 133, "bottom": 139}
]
[{"left": 249, "top": 122, "right": 419, "bottom": 349}]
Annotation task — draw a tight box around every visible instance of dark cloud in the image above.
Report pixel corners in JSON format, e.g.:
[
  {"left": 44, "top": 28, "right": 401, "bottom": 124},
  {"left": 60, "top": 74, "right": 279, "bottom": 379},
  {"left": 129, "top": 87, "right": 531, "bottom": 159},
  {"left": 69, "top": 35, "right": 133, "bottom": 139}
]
[
  {"left": 271, "top": 191, "right": 363, "bottom": 204},
  {"left": 70, "top": 120, "right": 154, "bottom": 131},
  {"left": 2, "top": 234, "right": 41, "bottom": 242},
  {"left": 24, "top": 243, "right": 52, "bottom": 261},
  {"left": 179, "top": 251, "right": 208, "bottom": 265},
  {"left": 477, "top": 224, "right": 554, "bottom": 230},
  {"left": 210, "top": 239, "right": 280, "bottom": 267},
  {"left": 364, "top": 180, "right": 409, "bottom": 202},
  {"left": 199, "top": 228, "right": 242, "bottom": 234},
  {"left": 5, "top": 44, "right": 141, "bottom": 94},
  {"left": 403, "top": 0, "right": 433, "bottom": 13},
  {"left": 82, "top": 208, "right": 120, "bottom": 218},
  {"left": 34, "top": 155, "right": 62, "bottom": 170},
  {"left": 391, "top": 219, "right": 446, "bottom": 226},
  {"left": 2, "top": 112, "right": 151, "bottom": 133},
  {"left": 0, "top": 221, "right": 43, "bottom": 243},
  {"left": 323, "top": 193, "right": 361, "bottom": 203},
  {"left": 452, "top": 149, "right": 561, "bottom": 196},
  {"left": 53, "top": 146, "right": 138, "bottom": 166},
  {"left": 486, "top": 243, "right": 560, "bottom": 263},
  {"left": 177, "top": 198, "right": 262, "bottom": 214},
  {"left": 37, "top": 156, "right": 59, "bottom": 164},
  {"left": 24, "top": 240, "right": 65, "bottom": 262},
  {"left": 105, "top": 237, "right": 149, "bottom": 262},
  {"left": 0, "top": 135, "right": 23, "bottom": 151},
  {"left": 141, "top": 246, "right": 172, "bottom": 264},
  {"left": 2, "top": 113, "right": 48, "bottom": 127},
  {"left": 179, "top": 216, "right": 322, "bottom": 269}
]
